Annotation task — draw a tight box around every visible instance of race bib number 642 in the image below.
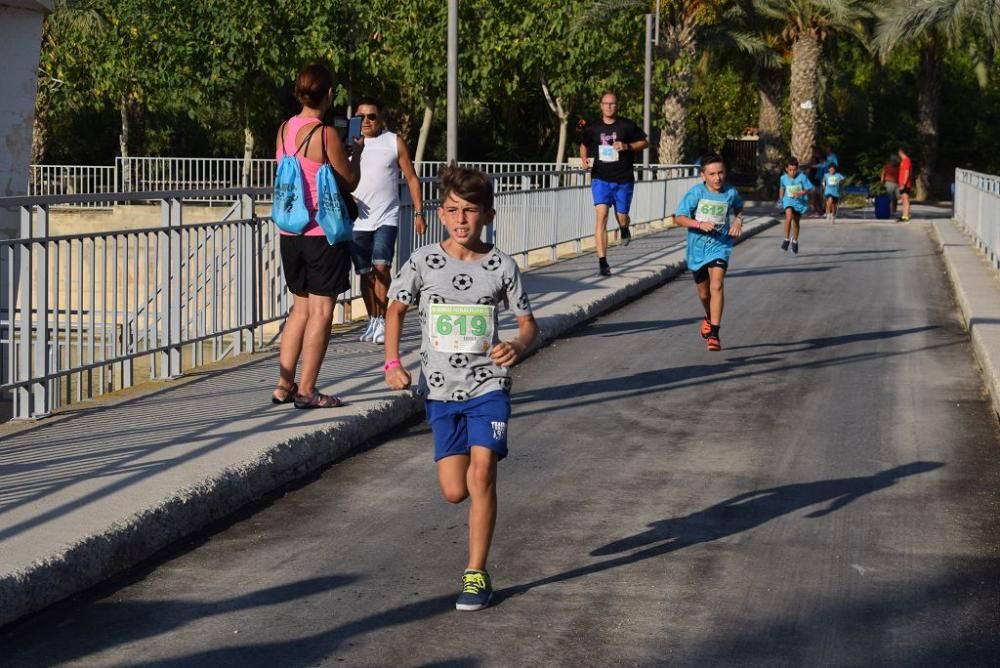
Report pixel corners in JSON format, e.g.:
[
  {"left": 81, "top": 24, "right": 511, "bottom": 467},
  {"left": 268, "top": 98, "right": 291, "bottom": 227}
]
[{"left": 429, "top": 303, "right": 495, "bottom": 353}]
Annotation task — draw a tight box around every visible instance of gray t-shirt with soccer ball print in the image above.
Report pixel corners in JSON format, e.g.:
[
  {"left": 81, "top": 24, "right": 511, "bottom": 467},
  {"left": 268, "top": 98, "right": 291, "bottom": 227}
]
[{"left": 388, "top": 243, "right": 533, "bottom": 402}]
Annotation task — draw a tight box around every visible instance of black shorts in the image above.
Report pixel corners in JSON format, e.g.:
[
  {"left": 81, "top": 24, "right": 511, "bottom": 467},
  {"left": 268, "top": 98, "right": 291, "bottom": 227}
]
[
  {"left": 280, "top": 234, "right": 351, "bottom": 297},
  {"left": 900, "top": 186, "right": 913, "bottom": 196},
  {"left": 692, "top": 259, "right": 728, "bottom": 283}
]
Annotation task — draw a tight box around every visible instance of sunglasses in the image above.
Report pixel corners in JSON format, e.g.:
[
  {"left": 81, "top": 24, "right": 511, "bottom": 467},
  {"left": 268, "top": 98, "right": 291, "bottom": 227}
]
[{"left": 355, "top": 113, "right": 378, "bottom": 121}]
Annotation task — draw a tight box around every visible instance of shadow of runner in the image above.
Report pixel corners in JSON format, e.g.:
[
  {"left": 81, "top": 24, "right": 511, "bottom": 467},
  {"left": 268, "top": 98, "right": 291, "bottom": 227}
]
[
  {"left": 590, "top": 462, "right": 943, "bottom": 556},
  {"left": 493, "top": 462, "right": 942, "bottom": 604}
]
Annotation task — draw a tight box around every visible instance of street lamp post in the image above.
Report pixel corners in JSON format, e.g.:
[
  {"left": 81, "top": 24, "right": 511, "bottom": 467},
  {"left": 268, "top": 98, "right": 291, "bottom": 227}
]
[
  {"left": 643, "top": 13, "right": 652, "bottom": 167},
  {"left": 447, "top": 0, "right": 458, "bottom": 163}
]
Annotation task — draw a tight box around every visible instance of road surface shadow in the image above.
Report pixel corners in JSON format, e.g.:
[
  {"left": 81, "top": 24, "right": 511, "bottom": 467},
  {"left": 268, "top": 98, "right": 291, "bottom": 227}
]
[{"left": 589, "top": 462, "right": 943, "bottom": 556}]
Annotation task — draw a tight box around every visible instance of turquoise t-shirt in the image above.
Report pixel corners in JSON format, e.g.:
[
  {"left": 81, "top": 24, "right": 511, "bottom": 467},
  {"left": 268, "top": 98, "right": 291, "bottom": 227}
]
[
  {"left": 676, "top": 182, "right": 744, "bottom": 271},
  {"left": 780, "top": 173, "right": 812, "bottom": 212},
  {"left": 823, "top": 172, "right": 845, "bottom": 197}
]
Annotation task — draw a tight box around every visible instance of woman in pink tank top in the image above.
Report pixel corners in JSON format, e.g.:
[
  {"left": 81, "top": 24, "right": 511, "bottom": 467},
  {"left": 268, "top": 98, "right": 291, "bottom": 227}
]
[{"left": 271, "top": 64, "right": 363, "bottom": 409}]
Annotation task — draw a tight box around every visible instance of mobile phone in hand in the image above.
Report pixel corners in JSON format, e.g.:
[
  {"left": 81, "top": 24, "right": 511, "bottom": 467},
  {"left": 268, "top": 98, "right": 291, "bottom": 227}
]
[{"left": 348, "top": 116, "right": 362, "bottom": 146}]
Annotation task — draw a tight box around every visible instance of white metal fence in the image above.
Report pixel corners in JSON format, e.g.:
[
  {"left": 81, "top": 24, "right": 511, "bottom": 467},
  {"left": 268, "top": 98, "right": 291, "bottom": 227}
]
[
  {"left": 3, "top": 166, "right": 697, "bottom": 420},
  {"left": 954, "top": 169, "right": 1000, "bottom": 271},
  {"left": 31, "top": 158, "right": 690, "bottom": 203},
  {"left": 29, "top": 164, "right": 119, "bottom": 208}
]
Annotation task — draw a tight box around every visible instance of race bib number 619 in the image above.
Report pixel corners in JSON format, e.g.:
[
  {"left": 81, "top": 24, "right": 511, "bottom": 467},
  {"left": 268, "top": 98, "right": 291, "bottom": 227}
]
[{"left": 429, "top": 303, "right": 495, "bottom": 353}]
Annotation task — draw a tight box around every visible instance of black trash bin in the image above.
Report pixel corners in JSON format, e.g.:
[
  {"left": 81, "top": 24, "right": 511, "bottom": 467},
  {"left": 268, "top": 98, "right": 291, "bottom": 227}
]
[{"left": 874, "top": 194, "right": 891, "bottom": 219}]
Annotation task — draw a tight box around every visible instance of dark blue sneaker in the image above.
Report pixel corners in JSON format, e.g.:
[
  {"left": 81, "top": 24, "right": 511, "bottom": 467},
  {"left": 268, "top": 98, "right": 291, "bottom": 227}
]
[
  {"left": 620, "top": 225, "right": 631, "bottom": 247},
  {"left": 456, "top": 569, "right": 492, "bottom": 611},
  {"left": 781, "top": 239, "right": 790, "bottom": 252},
  {"left": 791, "top": 240, "right": 799, "bottom": 254}
]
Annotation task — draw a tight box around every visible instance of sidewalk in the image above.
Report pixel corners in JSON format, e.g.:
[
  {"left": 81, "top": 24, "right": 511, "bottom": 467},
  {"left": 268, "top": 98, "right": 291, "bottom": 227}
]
[
  {"left": 0, "top": 214, "right": 776, "bottom": 627},
  {"left": 933, "top": 218, "right": 1000, "bottom": 420}
]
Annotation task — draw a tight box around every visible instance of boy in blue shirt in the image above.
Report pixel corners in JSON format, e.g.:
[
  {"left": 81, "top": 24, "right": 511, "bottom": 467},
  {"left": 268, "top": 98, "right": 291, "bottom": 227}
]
[
  {"left": 778, "top": 157, "right": 812, "bottom": 254},
  {"left": 822, "top": 163, "right": 845, "bottom": 222},
  {"left": 675, "top": 153, "right": 744, "bottom": 351},
  {"left": 383, "top": 165, "right": 538, "bottom": 611}
]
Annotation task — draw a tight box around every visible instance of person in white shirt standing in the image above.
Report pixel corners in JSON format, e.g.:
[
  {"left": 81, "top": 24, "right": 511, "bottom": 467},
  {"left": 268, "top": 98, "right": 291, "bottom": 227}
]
[{"left": 350, "top": 97, "right": 426, "bottom": 344}]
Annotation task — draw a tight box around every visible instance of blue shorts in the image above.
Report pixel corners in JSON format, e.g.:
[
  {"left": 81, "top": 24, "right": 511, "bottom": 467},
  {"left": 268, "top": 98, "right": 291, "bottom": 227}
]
[
  {"left": 350, "top": 225, "right": 398, "bottom": 274},
  {"left": 425, "top": 390, "right": 510, "bottom": 462},
  {"left": 591, "top": 178, "right": 635, "bottom": 214}
]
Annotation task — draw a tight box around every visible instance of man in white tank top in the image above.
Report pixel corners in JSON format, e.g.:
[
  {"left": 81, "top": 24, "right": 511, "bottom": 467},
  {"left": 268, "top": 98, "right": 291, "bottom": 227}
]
[{"left": 350, "top": 97, "right": 425, "bottom": 345}]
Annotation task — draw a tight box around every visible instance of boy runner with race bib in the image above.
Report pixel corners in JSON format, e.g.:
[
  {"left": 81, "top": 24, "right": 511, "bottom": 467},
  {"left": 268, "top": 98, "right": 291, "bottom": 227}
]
[
  {"left": 779, "top": 157, "right": 813, "bottom": 254},
  {"left": 675, "top": 153, "right": 745, "bottom": 352},
  {"left": 383, "top": 165, "right": 537, "bottom": 612},
  {"left": 822, "top": 162, "right": 846, "bottom": 222}
]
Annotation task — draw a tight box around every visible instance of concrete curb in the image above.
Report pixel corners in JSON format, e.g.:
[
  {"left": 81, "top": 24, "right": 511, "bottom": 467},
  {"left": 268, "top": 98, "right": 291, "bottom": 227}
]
[
  {"left": 932, "top": 220, "right": 1000, "bottom": 421},
  {"left": 0, "top": 217, "right": 777, "bottom": 628}
]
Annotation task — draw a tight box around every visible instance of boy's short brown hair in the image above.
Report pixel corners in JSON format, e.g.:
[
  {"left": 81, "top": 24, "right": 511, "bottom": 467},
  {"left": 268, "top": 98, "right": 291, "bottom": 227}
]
[{"left": 439, "top": 163, "right": 494, "bottom": 212}]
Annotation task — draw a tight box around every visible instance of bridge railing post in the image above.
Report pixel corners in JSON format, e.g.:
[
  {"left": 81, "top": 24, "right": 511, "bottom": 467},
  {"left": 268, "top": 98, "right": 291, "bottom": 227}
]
[{"left": 159, "top": 198, "right": 183, "bottom": 379}]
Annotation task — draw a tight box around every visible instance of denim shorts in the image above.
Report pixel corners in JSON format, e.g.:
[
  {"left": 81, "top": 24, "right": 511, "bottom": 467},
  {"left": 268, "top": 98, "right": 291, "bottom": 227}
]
[
  {"left": 591, "top": 178, "right": 635, "bottom": 214},
  {"left": 350, "top": 225, "right": 398, "bottom": 274},
  {"left": 425, "top": 390, "right": 511, "bottom": 462}
]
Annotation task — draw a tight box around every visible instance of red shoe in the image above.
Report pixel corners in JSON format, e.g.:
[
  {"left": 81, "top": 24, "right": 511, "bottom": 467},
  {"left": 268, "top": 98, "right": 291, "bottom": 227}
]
[
  {"left": 706, "top": 335, "right": 722, "bottom": 351},
  {"left": 700, "top": 318, "right": 712, "bottom": 339}
]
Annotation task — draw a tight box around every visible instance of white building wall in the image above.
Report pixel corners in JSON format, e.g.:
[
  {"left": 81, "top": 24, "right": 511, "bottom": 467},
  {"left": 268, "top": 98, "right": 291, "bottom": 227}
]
[{"left": 0, "top": 1, "right": 51, "bottom": 237}]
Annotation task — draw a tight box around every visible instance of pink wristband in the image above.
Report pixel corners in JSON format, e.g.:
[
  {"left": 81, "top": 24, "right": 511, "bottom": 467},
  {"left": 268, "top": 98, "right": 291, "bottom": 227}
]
[{"left": 383, "top": 359, "right": 401, "bottom": 372}]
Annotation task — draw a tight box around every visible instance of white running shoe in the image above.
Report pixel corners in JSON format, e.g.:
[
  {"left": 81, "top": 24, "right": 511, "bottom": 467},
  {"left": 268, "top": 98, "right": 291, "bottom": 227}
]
[
  {"left": 373, "top": 316, "right": 386, "bottom": 345},
  {"left": 360, "top": 317, "right": 376, "bottom": 342}
]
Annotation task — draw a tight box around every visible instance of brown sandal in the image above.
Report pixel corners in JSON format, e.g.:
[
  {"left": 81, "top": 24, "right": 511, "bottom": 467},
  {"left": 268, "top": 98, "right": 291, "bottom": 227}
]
[
  {"left": 294, "top": 390, "right": 344, "bottom": 409},
  {"left": 272, "top": 382, "right": 298, "bottom": 404}
]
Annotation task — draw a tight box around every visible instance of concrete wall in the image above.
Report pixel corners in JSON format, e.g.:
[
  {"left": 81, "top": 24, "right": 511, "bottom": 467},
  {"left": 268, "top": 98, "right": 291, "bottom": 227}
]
[{"left": 0, "top": 1, "right": 51, "bottom": 236}]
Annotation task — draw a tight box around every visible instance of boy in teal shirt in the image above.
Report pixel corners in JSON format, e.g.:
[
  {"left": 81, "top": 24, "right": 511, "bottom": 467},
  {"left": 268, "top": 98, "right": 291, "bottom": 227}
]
[
  {"left": 822, "top": 163, "right": 845, "bottom": 222},
  {"left": 675, "top": 153, "right": 744, "bottom": 351},
  {"left": 779, "top": 157, "right": 812, "bottom": 254}
]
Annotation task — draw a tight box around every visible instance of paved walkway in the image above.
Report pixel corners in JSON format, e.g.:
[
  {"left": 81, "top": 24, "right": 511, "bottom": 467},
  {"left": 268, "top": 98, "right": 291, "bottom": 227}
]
[
  {"left": 2, "top": 203, "right": 997, "bottom": 631},
  {"left": 1, "top": 215, "right": 783, "bottom": 626}
]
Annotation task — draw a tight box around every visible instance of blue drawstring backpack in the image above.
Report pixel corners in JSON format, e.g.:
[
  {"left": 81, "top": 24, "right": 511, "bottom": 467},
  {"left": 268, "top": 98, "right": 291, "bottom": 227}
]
[
  {"left": 315, "top": 127, "right": 354, "bottom": 245},
  {"left": 272, "top": 122, "right": 323, "bottom": 234}
]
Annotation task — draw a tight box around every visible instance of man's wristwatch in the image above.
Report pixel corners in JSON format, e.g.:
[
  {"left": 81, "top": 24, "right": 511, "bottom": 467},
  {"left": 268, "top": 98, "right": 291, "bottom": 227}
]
[{"left": 414, "top": 212, "right": 424, "bottom": 218}]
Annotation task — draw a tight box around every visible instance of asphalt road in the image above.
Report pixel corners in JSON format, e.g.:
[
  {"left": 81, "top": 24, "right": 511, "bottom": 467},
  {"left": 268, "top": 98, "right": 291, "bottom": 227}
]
[{"left": 3, "top": 220, "right": 1000, "bottom": 667}]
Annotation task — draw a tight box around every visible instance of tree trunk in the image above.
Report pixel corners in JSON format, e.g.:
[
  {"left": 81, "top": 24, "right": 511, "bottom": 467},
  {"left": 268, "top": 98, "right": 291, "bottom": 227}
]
[
  {"left": 789, "top": 34, "right": 820, "bottom": 164},
  {"left": 915, "top": 35, "right": 942, "bottom": 200},
  {"left": 415, "top": 102, "right": 433, "bottom": 164},
  {"left": 31, "top": 111, "right": 48, "bottom": 166},
  {"left": 657, "top": 22, "right": 696, "bottom": 164},
  {"left": 540, "top": 78, "right": 569, "bottom": 165},
  {"left": 756, "top": 68, "right": 784, "bottom": 196},
  {"left": 242, "top": 126, "right": 255, "bottom": 187},
  {"left": 119, "top": 95, "right": 131, "bottom": 192}
]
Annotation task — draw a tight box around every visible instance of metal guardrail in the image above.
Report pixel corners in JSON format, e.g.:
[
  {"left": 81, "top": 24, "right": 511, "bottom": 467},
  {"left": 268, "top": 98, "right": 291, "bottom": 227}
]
[
  {"left": 954, "top": 169, "right": 1000, "bottom": 271},
  {"left": 3, "top": 167, "right": 697, "bottom": 419},
  {"left": 29, "top": 164, "right": 119, "bottom": 209},
  {"left": 31, "top": 158, "right": 693, "bottom": 202}
]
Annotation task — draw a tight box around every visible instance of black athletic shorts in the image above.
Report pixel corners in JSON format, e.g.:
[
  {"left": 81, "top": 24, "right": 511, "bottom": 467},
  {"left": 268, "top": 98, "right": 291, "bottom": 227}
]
[
  {"left": 280, "top": 234, "right": 351, "bottom": 297},
  {"left": 692, "top": 258, "right": 729, "bottom": 284}
]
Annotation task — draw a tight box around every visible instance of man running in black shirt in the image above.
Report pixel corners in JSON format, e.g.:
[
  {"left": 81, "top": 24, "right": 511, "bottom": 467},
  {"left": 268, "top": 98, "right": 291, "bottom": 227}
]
[{"left": 579, "top": 91, "right": 649, "bottom": 276}]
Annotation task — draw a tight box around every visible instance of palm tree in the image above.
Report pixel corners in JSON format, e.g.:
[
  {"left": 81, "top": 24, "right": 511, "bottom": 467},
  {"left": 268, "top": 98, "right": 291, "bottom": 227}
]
[
  {"left": 876, "top": 0, "right": 1000, "bottom": 198},
  {"left": 700, "top": 0, "right": 787, "bottom": 192},
  {"left": 754, "top": 0, "right": 872, "bottom": 165}
]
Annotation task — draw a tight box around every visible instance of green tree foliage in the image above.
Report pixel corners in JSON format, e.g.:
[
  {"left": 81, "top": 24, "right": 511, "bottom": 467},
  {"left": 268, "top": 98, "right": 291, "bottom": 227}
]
[{"left": 33, "top": 0, "right": 1000, "bottom": 192}]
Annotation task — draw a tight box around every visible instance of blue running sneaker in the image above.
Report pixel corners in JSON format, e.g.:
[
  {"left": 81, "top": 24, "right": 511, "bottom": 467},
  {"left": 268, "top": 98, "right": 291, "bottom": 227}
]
[
  {"left": 456, "top": 569, "right": 492, "bottom": 611},
  {"left": 781, "top": 239, "right": 790, "bottom": 252},
  {"left": 791, "top": 240, "right": 799, "bottom": 254},
  {"left": 620, "top": 225, "right": 631, "bottom": 247}
]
